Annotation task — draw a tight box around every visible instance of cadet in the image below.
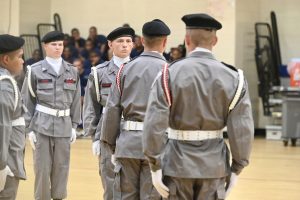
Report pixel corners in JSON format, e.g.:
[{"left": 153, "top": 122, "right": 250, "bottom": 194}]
[
  {"left": 83, "top": 27, "right": 134, "bottom": 200},
  {"left": 143, "top": 14, "right": 254, "bottom": 199},
  {"left": 0, "top": 34, "right": 26, "bottom": 200},
  {"left": 21, "top": 31, "right": 81, "bottom": 200},
  {"left": 100, "top": 19, "right": 170, "bottom": 199}
]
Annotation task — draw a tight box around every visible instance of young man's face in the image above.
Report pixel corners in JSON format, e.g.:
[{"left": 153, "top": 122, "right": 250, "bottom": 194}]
[
  {"left": 44, "top": 41, "right": 64, "bottom": 59},
  {"left": 108, "top": 36, "right": 133, "bottom": 58},
  {"left": 4, "top": 49, "right": 24, "bottom": 75}
]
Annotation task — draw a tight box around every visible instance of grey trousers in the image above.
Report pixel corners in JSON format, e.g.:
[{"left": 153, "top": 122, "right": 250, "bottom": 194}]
[
  {"left": 114, "top": 158, "right": 160, "bottom": 200},
  {"left": 0, "top": 176, "right": 19, "bottom": 200},
  {"left": 33, "top": 133, "right": 71, "bottom": 200},
  {"left": 98, "top": 142, "right": 114, "bottom": 200},
  {"left": 162, "top": 176, "right": 226, "bottom": 200}
]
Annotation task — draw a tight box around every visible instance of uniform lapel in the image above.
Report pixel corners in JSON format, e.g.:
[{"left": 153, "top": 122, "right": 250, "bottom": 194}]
[
  {"left": 57, "top": 60, "right": 69, "bottom": 77},
  {"left": 42, "top": 60, "right": 57, "bottom": 77}
]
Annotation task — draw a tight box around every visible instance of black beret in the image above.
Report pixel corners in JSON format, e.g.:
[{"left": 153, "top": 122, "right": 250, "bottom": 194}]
[
  {"left": 107, "top": 27, "right": 135, "bottom": 41},
  {"left": 142, "top": 19, "right": 171, "bottom": 37},
  {"left": 0, "top": 34, "right": 24, "bottom": 54},
  {"left": 181, "top": 13, "right": 222, "bottom": 30},
  {"left": 41, "top": 31, "right": 64, "bottom": 43}
]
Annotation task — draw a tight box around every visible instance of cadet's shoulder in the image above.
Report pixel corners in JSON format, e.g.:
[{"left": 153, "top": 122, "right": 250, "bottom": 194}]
[
  {"left": 168, "top": 57, "right": 186, "bottom": 67},
  {"left": 66, "top": 61, "right": 74, "bottom": 68},
  {"left": 0, "top": 75, "right": 15, "bottom": 94},
  {"left": 125, "top": 56, "right": 139, "bottom": 65},
  {"left": 95, "top": 61, "right": 110, "bottom": 70},
  {"left": 30, "top": 60, "right": 44, "bottom": 69},
  {"left": 65, "top": 62, "right": 77, "bottom": 72},
  {"left": 28, "top": 60, "right": 44, "bottom": 73},
  {"left": 221, "top": 62, "right": 238, "bottom": 72}
]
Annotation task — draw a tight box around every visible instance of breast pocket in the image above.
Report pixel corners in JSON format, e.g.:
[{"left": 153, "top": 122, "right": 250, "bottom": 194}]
[
  {"left": 37, "top": 83, "right": 54, "bottom": 102},
  {"left": 100, "top": 86, "right": 110, "bottom": 105},
  {"left": 63, "top": 83, "right": 76, "bottom": 104}
]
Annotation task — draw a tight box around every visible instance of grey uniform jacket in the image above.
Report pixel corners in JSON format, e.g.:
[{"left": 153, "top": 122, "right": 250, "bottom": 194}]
[
  {"left": 21, "top": 59, "right": 81, "bottom": 137},
  {"left": 143, "top": 51, "right": 254, "bottom": 178},
  {"left": 0, "top": 67, "right": 26, "bottom": 179},
  {"left": 101, "top": 52, "right": 168, "bottom": 159},
  {"left": 83, "top": 60, "right": 119, "bottom": 142}
]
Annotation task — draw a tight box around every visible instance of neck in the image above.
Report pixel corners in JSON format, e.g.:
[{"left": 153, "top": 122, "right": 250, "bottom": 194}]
[
  {"left": 144, "top": 46, "right": 164, "bottom": 54},
  {"left": 113, "top": 55, "right": 130, "bottom": 68},
  {"left": 0, "top": 66, "right": 12, "bottom": 76}
]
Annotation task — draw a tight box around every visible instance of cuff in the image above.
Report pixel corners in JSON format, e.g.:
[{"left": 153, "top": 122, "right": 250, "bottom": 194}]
[
  {"left": 72, "top": 123, "right": 78, "bottom": 129},
  {"left": 231, "top": 161, "right": 243, "bottom": 175}
]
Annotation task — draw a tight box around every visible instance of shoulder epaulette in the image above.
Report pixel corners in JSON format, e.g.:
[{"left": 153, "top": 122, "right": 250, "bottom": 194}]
[
  {"left": 221, "top": 62, "right": 238, "bottom": 72},
  {"left": 95, "top": 61, "right": 110, "bottom": 70},
  {"left": 66, "top": 62, "right": 73, "bottom": 66},
  {"left": 30, "top": 60, "right": 43, "bottom": 68},
  {"left": 0, "top": 75, "right": 18, "bottom": 111}
]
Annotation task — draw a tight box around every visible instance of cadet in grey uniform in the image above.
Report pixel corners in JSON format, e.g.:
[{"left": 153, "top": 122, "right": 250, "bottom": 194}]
[
  {"left": 83, "top": 27, "right": 134, "bottom": 200},
  {"left": 100, "top": 19, "right": 170, "bottom": 199},
  {"left": 143, "top": 14, "right": 254, "bottom": 200},
  {"left": 21, "top": 31, "right": 81, "bottom": 200},
  {"left": 0, "top": 34, "right": 26, "bottom": 200}
]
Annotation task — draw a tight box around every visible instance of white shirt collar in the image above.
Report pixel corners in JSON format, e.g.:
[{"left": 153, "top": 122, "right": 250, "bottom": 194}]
[
  {"left": 113, "top": 55, "right": 130, "bottom": 68},
  {"left": 46, "top": 56, "right": 62, "bottom": 74},
  {"left": 189, "top": 47, "right": 212, "bottom": 55}
]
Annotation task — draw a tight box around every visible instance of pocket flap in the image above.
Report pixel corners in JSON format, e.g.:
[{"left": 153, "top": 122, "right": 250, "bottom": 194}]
[
  {"left": 63, "top": 83, "right": 76, "bottom": 90},
  {"left": 37, "top": 83, "right": 54, "bottom": 89}
]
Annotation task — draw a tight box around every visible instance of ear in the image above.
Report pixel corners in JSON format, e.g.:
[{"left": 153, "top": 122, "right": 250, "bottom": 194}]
[
  {"left": 212, "top": 35, "right": 218, "bottom": 46},
  {"left": 2, "top": 54, "right": 10, "bottom": 65},
  {"left": 141, "top": 37, "right": 145, "bottom": 46},
  {"left": 108, "top": 41, "right": 113, "bottom": 49},
  {"left": 162, "top": 37, "right": 167, "bottom": 49},
  {"left": 185, "top": 34, "right": 191, "bottom": 47}
]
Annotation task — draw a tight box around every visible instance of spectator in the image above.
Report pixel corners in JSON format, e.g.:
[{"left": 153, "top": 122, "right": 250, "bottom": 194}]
[
  {"left": 83, "top": 51, "right": 103, "bottom": 73},
  {"left": 130, "top": 35, "right": 144, "bottom": 58},
  {"left": 63, "top": 34, "right": 79, "bottom": 58},
  {"left": 25, "top": 49, "right": 42, "bottom": 66},
  {"left": 169, "top": 47, "right": 183, "bottom": 62},
  {"left": 88, "top": 26, "right": 107, "bottom": 53},
  {"left": 80, "top": 39, "right": 100, "bottom": 60},
  {"left": 101, "top": 42, "right": 113, "bottom": 61},
  {"left": 62, "top": 46, "right": 77, "bottom": 63},
  {"left": 70, "top": 28, "right": 86, "bottom": 52}
]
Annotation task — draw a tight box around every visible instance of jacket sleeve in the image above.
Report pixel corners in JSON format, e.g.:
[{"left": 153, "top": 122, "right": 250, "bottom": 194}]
[
  {"left": 21, "top": 69, "right": 37, "bottom": 133},
  {"left": 226, "top": 80, "right": 254, "bottom": 175},
  {"left": 100, "top": 79, "right": 122, "bottom": 150},
  {"left": 0, "top": 81, "right": 14, "bottom": 169},
  {"left": 143, "top": 75, "right": 170, "bottom": 172},
  {"left": 70, "top": 73, "right": 81, "bottom": 128},
  {"left": 83, "top": 73, "right": 103, "bottom": 141}
]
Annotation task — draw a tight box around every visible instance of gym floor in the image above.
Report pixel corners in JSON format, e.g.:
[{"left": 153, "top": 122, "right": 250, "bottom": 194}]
[{"left": 17, "top": 137, "right": 300, "bottom": 200}]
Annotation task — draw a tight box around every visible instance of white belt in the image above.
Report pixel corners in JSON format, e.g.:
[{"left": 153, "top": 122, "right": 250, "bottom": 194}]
[
  {"left": 123, "top": 121, "right": 144, "bottom": 131},
  {"left": 36, "top": 104, "right": 70, "bottom": 117},
  {"left": 168, "top": 128, "right": 223, "bottom": 141},
  {"left": 11, "top": 117, "right": 25, "bottom": 126}
]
